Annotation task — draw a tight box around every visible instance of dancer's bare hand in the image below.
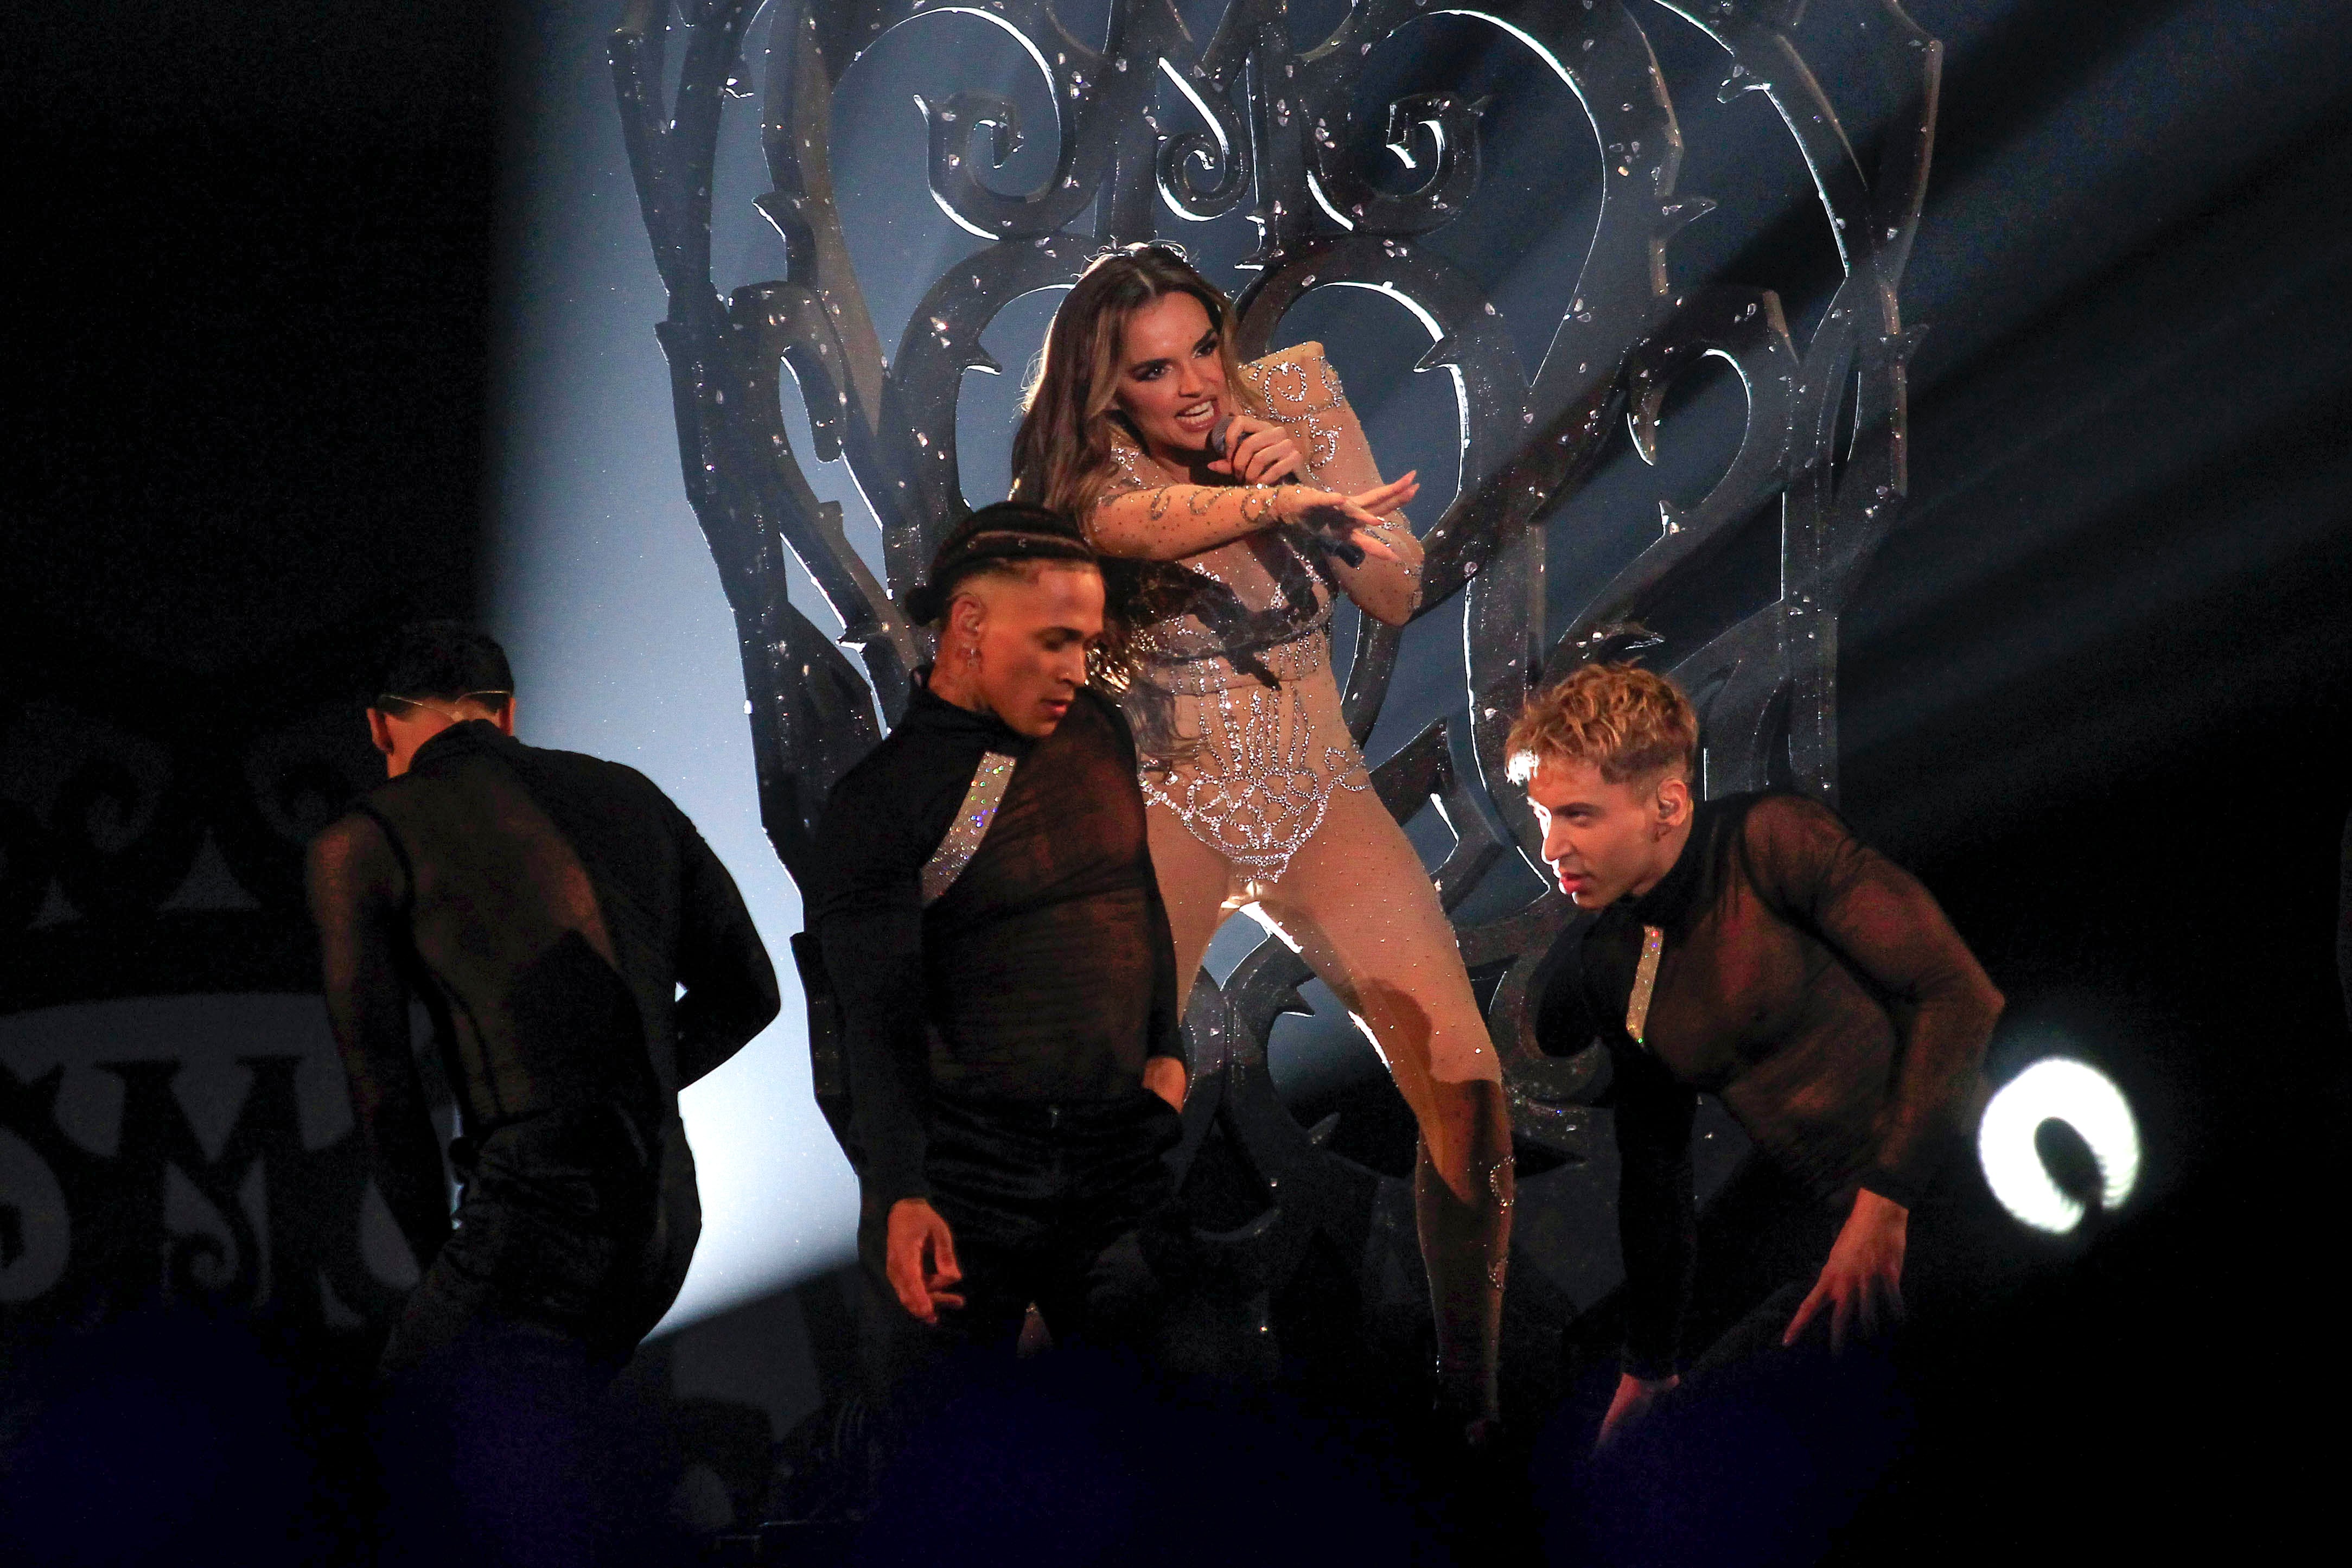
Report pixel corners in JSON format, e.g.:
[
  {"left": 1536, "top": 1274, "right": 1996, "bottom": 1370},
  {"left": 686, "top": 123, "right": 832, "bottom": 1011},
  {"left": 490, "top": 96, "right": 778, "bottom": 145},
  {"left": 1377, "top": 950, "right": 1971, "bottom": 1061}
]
[
  {"left": 1143, "top": 1055, "right": 1188, "bottom": 1110},
  {"left": 884, "top": 1198, "right": 964, "bottom": 1325},
  {"left": 1277, "top": 473, "right": 1418, "bottom": 562},
  {"left": 1595, "top": 1371, "right": 1678, "bottom": 1451},
  {"left": 1203, "top": 415, "right": 1308, "bottom": 485},
  {"left": 1784, "top": 1188, "right": 1908, "bottom": 1353}
]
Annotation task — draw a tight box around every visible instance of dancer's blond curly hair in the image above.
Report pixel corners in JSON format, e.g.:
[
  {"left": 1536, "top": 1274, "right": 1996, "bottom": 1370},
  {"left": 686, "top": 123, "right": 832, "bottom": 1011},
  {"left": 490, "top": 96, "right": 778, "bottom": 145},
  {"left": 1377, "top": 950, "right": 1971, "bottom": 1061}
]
[{"left": 1506, "top": 663, "right": 1698, "bottom": 786}]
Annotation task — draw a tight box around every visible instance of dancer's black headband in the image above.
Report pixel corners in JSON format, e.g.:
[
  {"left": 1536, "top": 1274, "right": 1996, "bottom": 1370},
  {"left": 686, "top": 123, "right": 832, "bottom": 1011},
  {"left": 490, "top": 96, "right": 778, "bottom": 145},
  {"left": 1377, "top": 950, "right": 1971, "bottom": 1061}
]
[{"left": 903, "top": 526, "right": 1098, "bottom": 625}]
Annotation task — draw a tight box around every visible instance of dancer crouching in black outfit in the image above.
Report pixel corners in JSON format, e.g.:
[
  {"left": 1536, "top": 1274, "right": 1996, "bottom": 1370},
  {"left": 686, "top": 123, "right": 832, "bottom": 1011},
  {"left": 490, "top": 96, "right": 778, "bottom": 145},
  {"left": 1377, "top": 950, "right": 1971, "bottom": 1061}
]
[
  {"left": 809, "top": 502, "right": 1190, "bottom": 1385},
  {"left": 1512, "top": 661, "right": 2002, "bottom": 1458}
]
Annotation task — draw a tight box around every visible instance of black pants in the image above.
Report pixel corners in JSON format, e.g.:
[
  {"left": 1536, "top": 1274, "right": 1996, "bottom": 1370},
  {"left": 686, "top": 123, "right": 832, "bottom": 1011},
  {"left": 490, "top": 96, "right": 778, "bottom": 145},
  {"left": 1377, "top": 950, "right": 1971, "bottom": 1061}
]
[
  {"left": 1675, "top": 1157, "right": 1850, "bottom": 1381},
  {"left": 1548, "top": 1161, "right": 1917, "bottom": 1567},
  {"left": 382, "top": 1102, "right": 700, "bottom": 1378},
  {"left": 375, "top": 1105, "right": 699, "bottom": 1564},
  {"left": 853, "top": 1089, "right": 1196, "bottom": 1524},
  {"left": 859, "top": 1088, "right": 1187, "bottom": 1357}
]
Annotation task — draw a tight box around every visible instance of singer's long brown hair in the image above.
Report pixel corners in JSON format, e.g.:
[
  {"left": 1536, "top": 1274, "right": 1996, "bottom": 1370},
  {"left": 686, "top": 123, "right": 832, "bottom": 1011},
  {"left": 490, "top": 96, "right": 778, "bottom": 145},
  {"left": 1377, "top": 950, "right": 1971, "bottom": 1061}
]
[
  {"left": 1009, "top": 245, "right": 1270, "bottom": 742},
  {"left": 1009, "top": 243, "right": 1265, "bottom": 521}
]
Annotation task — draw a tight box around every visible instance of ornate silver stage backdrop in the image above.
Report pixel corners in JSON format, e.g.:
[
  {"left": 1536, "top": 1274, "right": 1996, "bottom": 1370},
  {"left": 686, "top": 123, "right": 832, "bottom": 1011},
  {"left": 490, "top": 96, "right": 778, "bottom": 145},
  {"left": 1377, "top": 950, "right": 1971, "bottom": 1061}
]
[{"left": 611, "top": 0, "right": 1937, "bottom": 1362}]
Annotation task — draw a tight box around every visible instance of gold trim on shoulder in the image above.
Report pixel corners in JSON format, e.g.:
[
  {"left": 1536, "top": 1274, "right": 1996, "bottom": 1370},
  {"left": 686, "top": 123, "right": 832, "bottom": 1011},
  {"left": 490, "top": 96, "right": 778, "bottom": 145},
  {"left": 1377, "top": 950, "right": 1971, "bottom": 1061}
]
[{"left": 1626, "top": 924, "right": 1665, "bottom": 1047}]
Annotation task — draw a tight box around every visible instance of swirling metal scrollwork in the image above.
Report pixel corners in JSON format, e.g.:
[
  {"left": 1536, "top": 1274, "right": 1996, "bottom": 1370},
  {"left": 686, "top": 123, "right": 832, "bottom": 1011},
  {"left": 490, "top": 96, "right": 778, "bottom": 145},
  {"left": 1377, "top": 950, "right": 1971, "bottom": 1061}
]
[{"left": 612, "top": 0, "right": 1937, "bottom": 1350}]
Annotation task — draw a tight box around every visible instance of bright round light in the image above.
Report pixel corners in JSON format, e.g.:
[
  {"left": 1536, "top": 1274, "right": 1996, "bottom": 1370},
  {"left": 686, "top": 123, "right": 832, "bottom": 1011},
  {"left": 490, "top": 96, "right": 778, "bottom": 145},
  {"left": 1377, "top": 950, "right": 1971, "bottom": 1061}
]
[{"left": 1976, "top": 1056, "right": 2141, "bottom": 1234}]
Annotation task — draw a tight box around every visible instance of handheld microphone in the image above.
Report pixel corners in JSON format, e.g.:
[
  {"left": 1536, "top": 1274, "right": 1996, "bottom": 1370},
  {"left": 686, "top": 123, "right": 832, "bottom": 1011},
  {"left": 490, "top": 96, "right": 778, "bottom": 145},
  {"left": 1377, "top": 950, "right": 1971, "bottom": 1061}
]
[
  {"left": 1203, "top": 416, "right": 1234, "bottom": 463},
  {"left": 1207, "top": 417, "right": 1366, "bottom": 565}
]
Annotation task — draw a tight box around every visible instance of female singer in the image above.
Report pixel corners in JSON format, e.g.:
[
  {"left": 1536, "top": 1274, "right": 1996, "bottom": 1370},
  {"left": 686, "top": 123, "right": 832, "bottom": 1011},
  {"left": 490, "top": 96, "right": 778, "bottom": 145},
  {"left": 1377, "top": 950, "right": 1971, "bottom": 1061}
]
[{"left": 1010, "top": 244, "right": 1512, "bottom": 1436}]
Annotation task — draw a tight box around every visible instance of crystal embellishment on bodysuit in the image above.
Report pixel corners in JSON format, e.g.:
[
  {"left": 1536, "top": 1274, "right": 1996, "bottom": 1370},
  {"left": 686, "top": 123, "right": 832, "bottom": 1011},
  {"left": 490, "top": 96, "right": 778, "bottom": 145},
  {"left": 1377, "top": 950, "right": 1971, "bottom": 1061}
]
[
  {"left": 1100, "top": 437, "right": 1371, "bottom": 881},
  {"left": 1241, "top": 350, "right": 1352, "bottom": 470},
  {"left": 1086, "top": 345, "right": 1414, "bottom": 887},
  {"left": 921, "top": 750, "right": 1019, "bottom": 906},
  {"left": 1136, "top": 664, "right": 1373, "bottom": 881},
  {"left": 1487, "top": 1156, "right": 1514, "bottom": 1212}
]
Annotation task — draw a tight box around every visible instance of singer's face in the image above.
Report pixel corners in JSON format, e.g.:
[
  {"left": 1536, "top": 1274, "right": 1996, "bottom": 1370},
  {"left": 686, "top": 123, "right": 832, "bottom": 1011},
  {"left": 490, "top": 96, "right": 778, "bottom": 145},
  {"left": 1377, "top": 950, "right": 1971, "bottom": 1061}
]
[{"left": 1113, "top": 292, "right": 1226, "bottom": 463}]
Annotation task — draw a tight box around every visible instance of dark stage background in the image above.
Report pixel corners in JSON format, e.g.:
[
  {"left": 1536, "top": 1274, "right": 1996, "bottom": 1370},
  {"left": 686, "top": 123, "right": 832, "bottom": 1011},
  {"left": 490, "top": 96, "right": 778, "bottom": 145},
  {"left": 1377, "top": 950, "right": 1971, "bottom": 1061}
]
[{"left": 8, "top": 0, "right": 2351, "bottom": 1559}]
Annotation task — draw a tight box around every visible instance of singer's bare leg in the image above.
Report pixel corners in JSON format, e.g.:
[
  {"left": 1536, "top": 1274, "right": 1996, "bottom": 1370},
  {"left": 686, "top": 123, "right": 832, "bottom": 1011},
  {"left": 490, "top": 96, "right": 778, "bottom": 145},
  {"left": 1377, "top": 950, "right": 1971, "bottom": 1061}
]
[{"left": 1145, "top": 786, "right": 1513, "bottom": 1430}]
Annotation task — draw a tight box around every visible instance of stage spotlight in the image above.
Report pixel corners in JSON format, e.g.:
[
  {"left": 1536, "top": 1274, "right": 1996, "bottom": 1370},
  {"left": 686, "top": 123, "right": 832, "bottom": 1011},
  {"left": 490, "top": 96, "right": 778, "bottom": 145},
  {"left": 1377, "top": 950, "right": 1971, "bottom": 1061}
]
[{"left": 1976, "top": 1056, "right": 2141, "bottom": 1233}]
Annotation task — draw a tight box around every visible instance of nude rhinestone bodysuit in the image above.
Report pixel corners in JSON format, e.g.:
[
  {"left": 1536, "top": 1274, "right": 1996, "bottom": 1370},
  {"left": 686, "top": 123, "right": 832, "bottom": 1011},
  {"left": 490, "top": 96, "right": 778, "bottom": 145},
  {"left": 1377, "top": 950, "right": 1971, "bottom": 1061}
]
[{"left": 1089, "top": 345, "right": 1424, "bottom": 888}]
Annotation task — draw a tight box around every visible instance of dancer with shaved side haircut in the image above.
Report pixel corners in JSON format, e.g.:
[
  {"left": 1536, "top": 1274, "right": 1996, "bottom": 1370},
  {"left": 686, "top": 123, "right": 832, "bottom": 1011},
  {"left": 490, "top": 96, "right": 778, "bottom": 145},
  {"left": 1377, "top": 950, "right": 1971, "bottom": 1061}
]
[{"left": 807, "top": 502, "right": 1193, "bottom": 1395}]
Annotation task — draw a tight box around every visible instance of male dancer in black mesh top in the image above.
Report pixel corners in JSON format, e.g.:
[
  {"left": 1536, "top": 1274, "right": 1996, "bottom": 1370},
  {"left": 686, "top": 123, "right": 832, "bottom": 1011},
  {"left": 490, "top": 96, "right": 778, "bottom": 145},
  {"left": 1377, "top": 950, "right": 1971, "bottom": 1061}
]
[
  {"left": 807, "top": 502, "right": 1189, "bottom": 1365},
  {"left": 307, "top": 623, "right": 779, "bottom": 1377},
  {"left": 1512, "top": 661, "right": 2002, "bottom": 1449}
]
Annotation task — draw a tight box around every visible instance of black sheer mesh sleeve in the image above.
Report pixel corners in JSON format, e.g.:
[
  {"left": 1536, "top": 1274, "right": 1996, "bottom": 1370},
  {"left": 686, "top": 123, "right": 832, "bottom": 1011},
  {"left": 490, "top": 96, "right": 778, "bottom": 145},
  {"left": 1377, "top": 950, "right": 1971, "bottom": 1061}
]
[
  {"left": 1741, "top": 794, "right": 2003, "bottom": 1208},
  {"left": 305, "top": 811, "right": 451, "bottom": 1272},
  {"left": 670, "top": 805, "right": 781, "bottom": 1087},
  {"left": 810, "top": 776, "right": 939, "bottom": 1209},
  {"left": 1142, "top": 872, "right": 1184, "bottom": 1066},
  {"left": 1614, "top": 1042, "right": 1698, "bottom": 1380},
  {"left": 1532, "top": 918, "right": 1601, "bottom": 1055}
]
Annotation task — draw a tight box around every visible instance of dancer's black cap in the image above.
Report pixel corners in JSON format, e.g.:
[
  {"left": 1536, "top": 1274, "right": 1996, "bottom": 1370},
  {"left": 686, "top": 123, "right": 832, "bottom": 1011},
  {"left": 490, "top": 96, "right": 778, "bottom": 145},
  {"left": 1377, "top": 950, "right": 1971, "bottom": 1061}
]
[{"left": 903, "top": 502, "right": 1098, "bottom": 626}]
